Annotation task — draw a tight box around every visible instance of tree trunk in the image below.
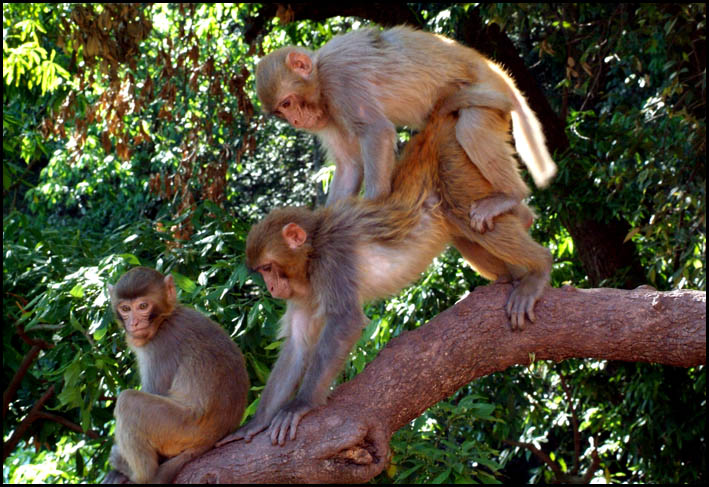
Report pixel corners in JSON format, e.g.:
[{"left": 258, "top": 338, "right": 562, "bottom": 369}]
[
  {"left": 561, "top": 215, "right": 648, "bottom": 288},
  {"left": 166, "top": 283, "right": 705, "bottom": 484}
]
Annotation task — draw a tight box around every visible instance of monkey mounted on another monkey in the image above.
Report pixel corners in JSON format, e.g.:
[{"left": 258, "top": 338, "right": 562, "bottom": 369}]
[
  {"left": 217, "top": 92, "right": 553, "bottom": 449},
  {"left": 255, "top": 25, "right": 557, "bottom": 232}
]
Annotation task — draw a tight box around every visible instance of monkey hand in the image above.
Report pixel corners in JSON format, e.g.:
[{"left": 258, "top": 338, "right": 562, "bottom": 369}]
[
  {"left": 268, "top": 398, "right": 315, "bottom": 446},
  {"left": 505, "top": 274, "right": 546, "bottom": 331},
  {"left": 469, "top": 201, "right": 496, "bottom": 233},
  {"left": 215, "top": 417, "right": 271, "bottom": 447}
]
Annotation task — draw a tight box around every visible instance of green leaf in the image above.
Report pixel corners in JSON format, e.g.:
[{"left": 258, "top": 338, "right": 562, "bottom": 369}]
[
  {"left": 432, "top": 467, "right": 452, "bottom": 484},
  {"left": 69, "top": 284, "right": 84, "bottom": 298},
  {"left": 172, "top": 272, "right": 197, "bottom": 293}
]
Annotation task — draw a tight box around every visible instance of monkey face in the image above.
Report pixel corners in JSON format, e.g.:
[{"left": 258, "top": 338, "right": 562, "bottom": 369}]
[
  {"left": 257, "top": 263, "right": 293, "bottom": 300},
  {"left": 116, "top": 298, "right": 160, "bottom": 346},
  {"left": 273, "top": 95, "right": 326, "bottom": 131}
]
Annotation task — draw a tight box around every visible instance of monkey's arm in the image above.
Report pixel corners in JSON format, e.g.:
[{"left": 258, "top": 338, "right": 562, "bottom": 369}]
[
  {"left": 267, "top": 307, "right": 365, "bottom": 446},
  {"left": 320, "top": 114, "right": 396, "bottom": 204},
  {"left": 326, "top": 159, "right": 364, "bottom": 206},
  {"left": 359, "top": 118, "right": 396, "bottom": 200},
  {"left": 217, "top": 337, "right": 306, "bottom": 446},
  {"left": 319, "top": 130, "right": 364, "bottom": 206}
]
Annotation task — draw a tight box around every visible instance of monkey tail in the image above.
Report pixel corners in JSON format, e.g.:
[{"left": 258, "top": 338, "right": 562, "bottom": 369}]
[{"left": 500, "top": 67, "right": 557, "bottom": 188}]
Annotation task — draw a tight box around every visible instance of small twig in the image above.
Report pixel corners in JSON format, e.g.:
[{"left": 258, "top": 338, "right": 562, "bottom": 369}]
[
  {"left": 3, "top": 345, "right": 43, "bottom": 419},
  {"left": 505, "top": 439, "right": 563, "bottom": 478},
  {"left": 7, "top": 292, "right": 28, "bottom": 306},
  {"left": 16, "top": 324, "right": 53, "bottom": 349},
  {"left": 3, "top": 325, "right": 54, "bottom": 419},
  {"left": 34, "top": 411, "right": 100, "bottom": 440},
  {"left": 25, "top": 323, "right": 65, "bottom": 332},
  {"left": 3, "top": 385, "right": 55, "bottom": 462},
  {"left": 559, "top": 373, "right": 581, "bottom": 475},
  {"left": 582, "top": 444, "right": 601, "bottom": 483}
]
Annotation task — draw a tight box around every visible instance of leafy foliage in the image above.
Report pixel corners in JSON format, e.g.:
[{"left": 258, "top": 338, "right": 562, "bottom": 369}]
[{"left": 3, "top": 3, "right": 705, "bottom": 484}]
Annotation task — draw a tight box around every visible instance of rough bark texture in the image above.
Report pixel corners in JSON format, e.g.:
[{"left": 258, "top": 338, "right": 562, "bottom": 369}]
[{"left": 167, "top": 283, "right": 705, "bottom": 484}]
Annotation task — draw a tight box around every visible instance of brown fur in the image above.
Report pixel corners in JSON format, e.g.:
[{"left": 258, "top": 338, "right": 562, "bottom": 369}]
[
  {"left": 219, "top": 100, "right": 552, "bottom": 448},
  {"left": 108, "top": 267, "right": 249, "bottom": 483}
]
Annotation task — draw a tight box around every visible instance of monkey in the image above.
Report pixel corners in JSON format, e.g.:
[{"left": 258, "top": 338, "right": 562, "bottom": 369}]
[
  {"left": 216, "top": 96, "right": 552, "bottom": 448},
  {"left": 106, "top": 267, "right": 249, "bottom": 483},
  {"left": 255, "top": 25, "right": 556, "bottom": 232}
]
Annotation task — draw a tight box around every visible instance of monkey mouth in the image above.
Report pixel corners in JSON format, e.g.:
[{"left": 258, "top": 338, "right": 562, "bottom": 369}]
[{"left": 129, "top": 328, "right": 152, "bottom": 339}]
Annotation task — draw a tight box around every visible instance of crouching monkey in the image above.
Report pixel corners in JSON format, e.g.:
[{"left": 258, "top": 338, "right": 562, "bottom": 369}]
[
  {"left": 106, "top": 267, "right": 249, "bottom": 483},
  {"left": 217, "top": 100, "right": 552, "bottom": 448}
]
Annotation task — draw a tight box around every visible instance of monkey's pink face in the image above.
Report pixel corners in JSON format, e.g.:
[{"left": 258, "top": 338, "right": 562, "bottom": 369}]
[
  {"left": 117, "top": 299, "right": 159, "bottom": 346},
  {"left": 273, "top": 95, "right": 326, "bottom": 131},
  {"left": 257, "top": 263, "right": 293, "bottom": 300}
]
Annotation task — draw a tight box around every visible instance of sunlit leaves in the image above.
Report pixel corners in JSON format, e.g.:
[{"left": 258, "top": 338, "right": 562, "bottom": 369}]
[{"left": 3, "top": 13, "right": 71, "bottom": 95}]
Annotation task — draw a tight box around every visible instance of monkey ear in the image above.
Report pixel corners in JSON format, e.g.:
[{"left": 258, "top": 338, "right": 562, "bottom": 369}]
[
  {"left": 286, "top": 51, "right": 313, "bottom": 78},
  {"left": 164, "top": 275, "right": 177, "bottom": 307},
  {"left": 282, "top": 223, "right": 307, "bottom": 250}
]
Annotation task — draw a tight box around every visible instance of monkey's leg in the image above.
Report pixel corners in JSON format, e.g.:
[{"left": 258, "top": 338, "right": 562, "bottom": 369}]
[
  {"left": 151, "top": 445, "right": 212, "bottom": 484},
  {"left": 114, "top": 390, "right": 205, "bottom": 483},
  {"left": 452, "top": 237, "right": 512, "bottom": 282},
  {"left": 463, "top": 215, "right": 552, "bottom": 330},
  {"left": 455, "top": 106, "right": 531, "bottom": 232},
  {"left": 108, "top": 444, "right": 132, "bottom": 479}
]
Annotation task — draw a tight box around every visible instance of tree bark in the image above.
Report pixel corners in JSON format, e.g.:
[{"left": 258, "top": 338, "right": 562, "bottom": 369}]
[
  {"left": 170, "top": 283, "right": 705, "bottom": 484},
  {"left": 561, "top": 214, "right": 647, "bottom": 288}
]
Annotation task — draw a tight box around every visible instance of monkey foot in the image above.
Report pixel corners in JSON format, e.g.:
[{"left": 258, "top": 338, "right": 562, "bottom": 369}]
[
  {"left": 505, "top": 289, "right": 536, "bottom": 331},
  {"left": 504, "top": 275, "right": 547, "bottom": 331}
]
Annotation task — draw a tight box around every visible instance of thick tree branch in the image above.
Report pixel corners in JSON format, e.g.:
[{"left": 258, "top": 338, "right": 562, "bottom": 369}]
[{"left": 172, "top": 284, "right": 705, "bottom": 483}]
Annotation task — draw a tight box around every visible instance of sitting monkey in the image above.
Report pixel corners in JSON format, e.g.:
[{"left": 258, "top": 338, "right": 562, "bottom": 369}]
[
  {"left": 217, "top": 97, "right": 552, "bottom": 447},
  {"left": 107, "top": 267, "right": 249, "bottom": 483}
]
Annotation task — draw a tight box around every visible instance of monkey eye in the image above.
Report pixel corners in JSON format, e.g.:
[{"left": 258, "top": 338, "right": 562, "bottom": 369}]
[
  {"left": 138, "top": 302, "right": 149, "bottom": 310},
  {"left": 280, "top": 99, "right": 291, "bottom": 109},
  {"left": 261, "top": 264, "right": 272, "bottom": 273},
  {"left": 120, "top": 305, "right": 130, "bottom": 313}
]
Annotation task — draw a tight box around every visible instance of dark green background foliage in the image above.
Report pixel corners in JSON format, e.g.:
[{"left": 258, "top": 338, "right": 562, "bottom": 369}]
[{"left": 3, "top": 3, "right": 705, "bottom": 483}]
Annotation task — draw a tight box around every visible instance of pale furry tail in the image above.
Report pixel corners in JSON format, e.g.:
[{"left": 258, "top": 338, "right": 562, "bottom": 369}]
[
  {"left": 500, "top": 67, "right": 557, "bottom": 188},
  {"left": 442, "top": 66, "right": 557, "bottom": 189}
]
